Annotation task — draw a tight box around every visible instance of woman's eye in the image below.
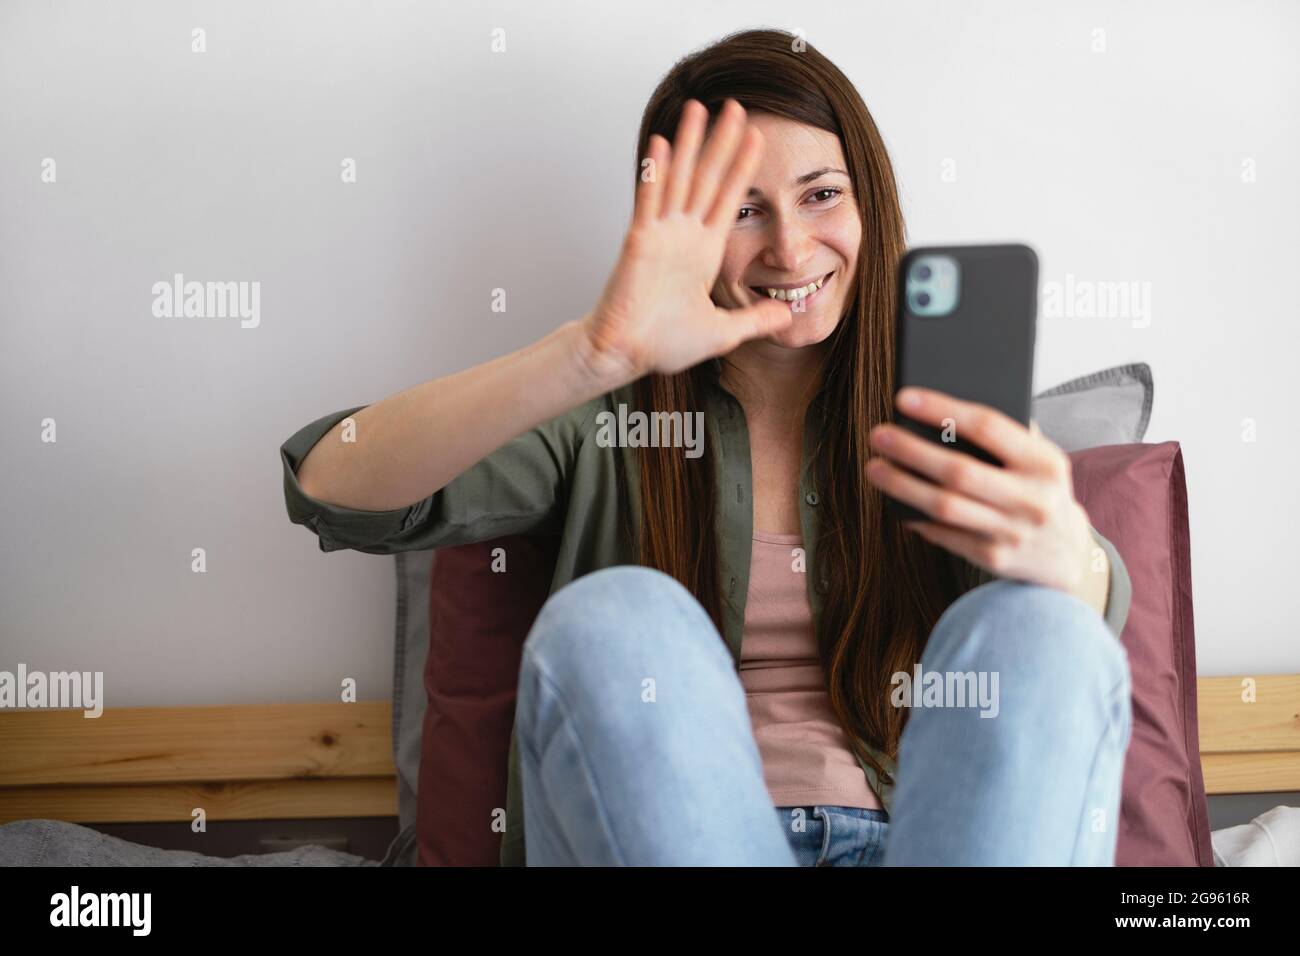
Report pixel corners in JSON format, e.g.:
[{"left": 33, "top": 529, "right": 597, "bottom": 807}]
[{"left": 736, "top": 187, "right": 843, "bottom": 221}]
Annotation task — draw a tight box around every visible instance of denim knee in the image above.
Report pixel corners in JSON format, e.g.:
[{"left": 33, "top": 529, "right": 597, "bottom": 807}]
[
  {"left": 923, "top": 578, "right": 1131, "bottom": 709},
  {"left": 520, "top": 565, "right": 734, "bottom": 690}
]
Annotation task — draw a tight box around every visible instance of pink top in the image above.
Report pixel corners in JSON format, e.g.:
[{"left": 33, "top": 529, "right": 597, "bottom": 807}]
[{"left": 739, "top": 530, "right": 882, "bottom": 810}]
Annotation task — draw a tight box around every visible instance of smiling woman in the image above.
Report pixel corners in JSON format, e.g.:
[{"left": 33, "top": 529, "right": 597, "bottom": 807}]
[
  {"left": 283, "top": 27, "right": 1134, "bottom": 868},
  {"left": 719, "top": 141, "right": 857, "bottom": 349}
]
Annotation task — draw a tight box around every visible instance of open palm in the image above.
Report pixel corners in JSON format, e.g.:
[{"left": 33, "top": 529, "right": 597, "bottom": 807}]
[{"left": 581, "top": 98, "right": 793, "bottom": 382}]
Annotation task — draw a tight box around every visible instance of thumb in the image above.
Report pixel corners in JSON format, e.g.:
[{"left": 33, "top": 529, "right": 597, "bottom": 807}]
[{"left": 726, "top": 298, "right": 794, "bottom": 346}]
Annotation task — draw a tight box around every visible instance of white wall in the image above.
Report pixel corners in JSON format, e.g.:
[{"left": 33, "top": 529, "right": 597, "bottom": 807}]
[{"left": 1, "top": 0, "right": 1295, "bottom": 707}]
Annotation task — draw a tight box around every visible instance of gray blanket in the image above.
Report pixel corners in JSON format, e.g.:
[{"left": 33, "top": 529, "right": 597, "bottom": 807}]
[{"left": 0, "top": 818, "right": 389, "bottom": 867}]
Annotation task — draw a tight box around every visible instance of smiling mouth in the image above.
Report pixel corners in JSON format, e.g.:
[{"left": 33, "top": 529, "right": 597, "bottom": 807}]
[{"left": 749, "top": 271, "right": 835, "bottom": 307}]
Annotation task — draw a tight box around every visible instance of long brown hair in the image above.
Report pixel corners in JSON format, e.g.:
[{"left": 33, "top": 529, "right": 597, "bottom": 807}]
[{"left": 631, "top": 28, "right": 963, "bottom": 786}]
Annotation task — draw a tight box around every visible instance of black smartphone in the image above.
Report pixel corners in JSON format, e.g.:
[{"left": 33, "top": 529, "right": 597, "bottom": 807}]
[{"left": 885, "top": 243, "right": 1039, "bottom": 525}]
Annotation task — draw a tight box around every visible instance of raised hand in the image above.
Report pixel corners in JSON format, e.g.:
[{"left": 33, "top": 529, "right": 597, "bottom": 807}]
[{"left": 579, "top": 98, "right": 795, "bottom": 384}]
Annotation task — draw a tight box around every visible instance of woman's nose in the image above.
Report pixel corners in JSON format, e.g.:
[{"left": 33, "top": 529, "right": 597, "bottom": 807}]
[{"left": 763, "top": 217, "right": 816, "bottom": 273}]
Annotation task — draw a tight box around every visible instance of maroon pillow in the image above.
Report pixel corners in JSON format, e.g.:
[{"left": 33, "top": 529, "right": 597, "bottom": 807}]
[
  {"left": 416, "top": 535, "right": 559, "bottom": 866},
  {"left": 1070, "top": 441, "right": 1213, "bottom": 866}
]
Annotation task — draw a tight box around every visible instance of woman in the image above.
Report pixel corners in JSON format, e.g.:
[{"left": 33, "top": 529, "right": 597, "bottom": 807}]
[{"left": 281, "top": 28, "right": 1133, "bottom": 867}]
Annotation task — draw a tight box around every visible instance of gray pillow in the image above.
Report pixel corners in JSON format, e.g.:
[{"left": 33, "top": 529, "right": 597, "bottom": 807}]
[{"left": 1032, "top": 362, "right": 1153, "bottom": 452}]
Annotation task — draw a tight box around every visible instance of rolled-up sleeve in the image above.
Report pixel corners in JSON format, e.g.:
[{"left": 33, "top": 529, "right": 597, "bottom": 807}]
[
  {"left": 279, "top": 400, "right": 599, "bottom": 555},
  {"left": 1088, "top": 524, "right": 1132, "bottom": 641}
]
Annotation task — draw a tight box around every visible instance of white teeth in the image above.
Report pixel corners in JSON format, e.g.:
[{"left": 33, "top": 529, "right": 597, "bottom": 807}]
[{"left": 760, "top": 274, "right": 826, "bottom": 301}]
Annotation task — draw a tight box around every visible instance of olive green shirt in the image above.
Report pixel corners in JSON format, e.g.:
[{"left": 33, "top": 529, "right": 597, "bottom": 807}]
[{"left": 280, "top": 377, "right": 1132, "bottom": 867}]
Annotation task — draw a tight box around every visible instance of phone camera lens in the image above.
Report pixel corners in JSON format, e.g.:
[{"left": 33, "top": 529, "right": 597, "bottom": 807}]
[
  {"left": 917, "top": 292, "right": 931, "bottom": 307},
  {"left": 917, "top": 265, "right": 933, "bottom": 280}
]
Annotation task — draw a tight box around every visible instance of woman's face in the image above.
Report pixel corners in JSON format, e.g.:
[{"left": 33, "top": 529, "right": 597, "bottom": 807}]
[{"left": 710, "top": 111, "right": 862, "bottom": 350}]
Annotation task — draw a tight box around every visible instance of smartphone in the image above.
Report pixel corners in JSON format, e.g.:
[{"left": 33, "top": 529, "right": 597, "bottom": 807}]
[{"left": 885, "top": 243, "right": 1039, "bottom": 525}]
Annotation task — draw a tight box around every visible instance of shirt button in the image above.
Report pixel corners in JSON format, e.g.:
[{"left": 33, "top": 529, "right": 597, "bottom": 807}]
[{"left": 805, "top": 491, "right": 819, "bottom": 506}]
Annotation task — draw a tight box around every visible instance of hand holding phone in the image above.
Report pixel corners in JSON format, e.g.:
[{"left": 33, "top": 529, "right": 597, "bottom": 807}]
[{"left": 865, "top": 243, "right": 1103, "bottom": 602}]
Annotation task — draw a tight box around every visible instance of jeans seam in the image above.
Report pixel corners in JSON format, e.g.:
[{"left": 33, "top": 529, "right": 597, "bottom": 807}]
[
  {"left": 854, "top": 818, "right": 883, "bottom": 867},
  {"left": 814, "top": 806, "right": 833, "bottom": 866},
  {"left": 1067, "top": 674, "right": 1129, "bottom": 865},
  {"left": 522, "top": 646, "right": 631, "bottom": 866}
]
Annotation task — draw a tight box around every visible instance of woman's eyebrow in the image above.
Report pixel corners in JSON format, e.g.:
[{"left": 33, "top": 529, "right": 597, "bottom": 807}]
[{"left": 746, "top": 166, "right": 848, "bottom": 199}]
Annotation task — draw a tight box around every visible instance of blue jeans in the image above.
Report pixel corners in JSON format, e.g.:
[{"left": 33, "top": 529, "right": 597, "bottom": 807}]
[
  {"left": 776, "top": 805, "right": 891, "bottom": 867},
  {"left": 514, "top": 566, "right": 1132, "bottom": 866}
]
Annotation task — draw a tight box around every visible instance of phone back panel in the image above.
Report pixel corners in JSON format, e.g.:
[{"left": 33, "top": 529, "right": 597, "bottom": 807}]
[{"left": 889, "top": 243, "right": 1038, "bottom": 520}]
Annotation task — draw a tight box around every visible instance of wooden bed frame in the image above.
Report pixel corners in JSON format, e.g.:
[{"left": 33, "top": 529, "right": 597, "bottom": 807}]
[{"left": 1, "top": 675, "right": 1297, "bottom": 826}]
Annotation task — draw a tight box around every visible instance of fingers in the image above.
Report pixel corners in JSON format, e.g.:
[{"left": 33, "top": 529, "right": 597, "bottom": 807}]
[
  {"left": 684, "top": 99, "right": 747, "bottom": 218},
  {"left": 703, "top": 122, "right": 765, "bottom": 230},
  {"left": 904, "top": 520, "right": 1015, "bottom": 576},
  {"left": 894, "top": 387, "right": 1063, "bottom": 477},
  {"left": 633, "top": 133, "right": 670, "bottom": 227},
  {"left": 638, "top": 97, "right": 762, "bottom": 229},
  {"left": 866, "top": 456, "right": 1024, "bottom": 543},
  {"left": 661, "top": 100, "right": 707, "bottom": 214},
  {"left": 867, "top": 422, "right": 1048, "bottom": 523}
]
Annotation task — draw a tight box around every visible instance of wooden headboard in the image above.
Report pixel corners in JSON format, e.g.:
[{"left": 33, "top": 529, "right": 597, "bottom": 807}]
[
  {"left": 0, "top": 702, "right": 396, "bottom": 824},
  {"left": 0, "top": 675, "right": 1297, "bottom": 825},
  {"left": 1196, "top": 675, "right": 1300, "bottom": 794}
]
